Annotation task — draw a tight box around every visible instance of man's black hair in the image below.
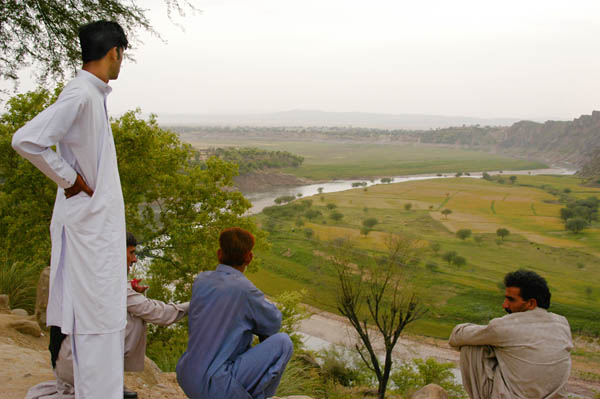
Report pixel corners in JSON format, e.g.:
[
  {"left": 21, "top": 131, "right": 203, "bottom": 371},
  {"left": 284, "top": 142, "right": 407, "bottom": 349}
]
[
  {"left": 79, "top": 20, "right": 128, "bottom": 63},
  {"left": 504, "top": 269, "right": 551, "bottom": 309},
  {"left": 126, "top": 232, "right": 137, "bottom": 248}
]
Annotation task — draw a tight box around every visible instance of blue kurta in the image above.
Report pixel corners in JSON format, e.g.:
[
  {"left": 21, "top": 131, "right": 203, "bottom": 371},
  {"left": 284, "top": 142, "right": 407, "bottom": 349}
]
[{"left": 177, "top": 264, "right": 292, "bottom": 399}]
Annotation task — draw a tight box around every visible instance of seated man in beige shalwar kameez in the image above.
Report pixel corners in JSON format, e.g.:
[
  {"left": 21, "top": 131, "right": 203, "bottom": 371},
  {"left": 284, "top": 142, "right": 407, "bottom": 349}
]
[
  {"left": 26, "top": 233, "right": 189, "bottom": 399},
  {"left": 449, "top": 269, "right": 573, "bottom": 399}
]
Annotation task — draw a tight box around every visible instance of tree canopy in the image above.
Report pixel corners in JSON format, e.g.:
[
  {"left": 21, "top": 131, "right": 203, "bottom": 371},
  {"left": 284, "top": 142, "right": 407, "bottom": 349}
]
[{"left": 1, "top": 0, "right": 195, "bottom": 88}]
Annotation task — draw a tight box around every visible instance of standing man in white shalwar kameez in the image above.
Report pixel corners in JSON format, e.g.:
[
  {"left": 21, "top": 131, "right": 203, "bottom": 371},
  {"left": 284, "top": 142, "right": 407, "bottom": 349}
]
[
  {"left": 449, "top": 269, "right": 573, "bottom": 399},
  {"left": 12, "top": 20, "right": 129, "bottom": 399}
]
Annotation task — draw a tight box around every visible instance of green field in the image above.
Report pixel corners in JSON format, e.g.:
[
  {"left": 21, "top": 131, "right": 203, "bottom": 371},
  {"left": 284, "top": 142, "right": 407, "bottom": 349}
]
[
  {"left": 247, "top": 175, "right": 600, "bottom": 338},
  {"left": 186, "top": 137, "right": 547, "bottom": 180}
]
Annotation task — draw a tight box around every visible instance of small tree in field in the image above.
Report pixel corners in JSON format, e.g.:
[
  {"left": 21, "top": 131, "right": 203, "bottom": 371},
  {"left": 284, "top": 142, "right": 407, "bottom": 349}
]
[
  {"left": 509, "top": 175, "right": 517, "bottom": 184},
  {"left": 566, "top": 218, "right": 587, "bottom": 234},
  {"left": 404, "top": 203, "right": 412, "bottom": 211},
  {"left": 363, "top": 217, "right": 379, "bottom": 229},
  {"left": 452, "top": 255, "right": 466, "bottom": 268},
  {"left": 496, "top": 228, "right": 510, "bottom": 241},
  {"left": 330, "top": 211, "right": 344, "bottom": 222},
  {"left": 333, "top": 237, "right": 427, "bottom": 399},
  {"left": 441, "top": 209, "right": 452, "bottom": 219},
  {"left": 442, "top": 251, "right": 457, "bottom": 266},
  {"left": 456, "top": 229, "right": 471, "bottom": 240}
]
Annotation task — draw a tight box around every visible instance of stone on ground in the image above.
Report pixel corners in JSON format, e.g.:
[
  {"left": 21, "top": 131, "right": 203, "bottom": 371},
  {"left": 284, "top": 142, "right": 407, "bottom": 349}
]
[
  {"left": 0, "top": 294, "right": 10, "bottom": 313},
  {"left": 8, "top": 319, "right": 42, "bottom": 337},
  {"left": 11, "top": 308, "right": 29, "bottom": 317},
  {"left": 34, "top": 267, "right": 50, "bottom": 330},
  {"left": 411, "top": 384, "right": 448, "bottom": 399}
]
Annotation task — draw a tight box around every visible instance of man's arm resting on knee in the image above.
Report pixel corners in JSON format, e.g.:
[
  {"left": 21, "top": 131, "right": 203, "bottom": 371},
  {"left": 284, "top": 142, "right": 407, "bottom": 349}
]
[
  {"left": 449, "top": 321, "right": 502, "bottom": 349},
  {"left": 247, "top": 287, "right": 282, "bottom": 338}
]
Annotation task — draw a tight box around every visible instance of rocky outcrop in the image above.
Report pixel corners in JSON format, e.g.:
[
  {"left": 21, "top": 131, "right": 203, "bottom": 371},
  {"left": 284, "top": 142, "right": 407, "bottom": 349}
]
[
  {"left": 578, "top": 148, "right": 600, "bottom": 179},
  {"left": 0, "top": 294, "right": 11, "bottom": 313},
  {"left": 411, "top": 384, "right": 449, "bottom": 399},
  {"left": 34, "top": 267, "right": 50, "bottom": 330}
]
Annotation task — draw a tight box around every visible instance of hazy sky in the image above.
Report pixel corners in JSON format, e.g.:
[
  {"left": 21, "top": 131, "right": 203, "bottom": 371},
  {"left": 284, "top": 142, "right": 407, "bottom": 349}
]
[{"left": 7, "top": 0, "right": 600, "bottom": 120}]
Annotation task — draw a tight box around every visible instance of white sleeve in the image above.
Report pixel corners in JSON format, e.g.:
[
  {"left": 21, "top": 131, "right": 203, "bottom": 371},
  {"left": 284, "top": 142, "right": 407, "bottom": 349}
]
[{"left": 11, "top": 87, "right": 84, "bottom": 188}]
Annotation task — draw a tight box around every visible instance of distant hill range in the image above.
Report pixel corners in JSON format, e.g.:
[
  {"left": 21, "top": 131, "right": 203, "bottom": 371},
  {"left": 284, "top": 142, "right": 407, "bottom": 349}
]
[
  {"left": 163, "top": 110, "right": 600, "bottom": 171},
  {"left": 156, "top": 109, "right": 524, "bottom": 130}
]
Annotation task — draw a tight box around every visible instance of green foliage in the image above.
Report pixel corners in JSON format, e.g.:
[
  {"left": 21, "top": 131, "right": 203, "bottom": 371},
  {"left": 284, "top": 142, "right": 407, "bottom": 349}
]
[
  {"left": 360, "top": 226, "right": 371, "bottom": 236},
  {"left": 425, "top": 260, "right": 439, "bottom": 273},
  {"left": 330, "top": 212, "right": 344, "bottom": 221},
  {"left": 441, "top": 208, "right": 452, "bottom": 219},
  {"left": 276, "top": 356, "right": 324, "bottom": 398},
  {"left": 326, "top": 203, "right": 338, "bottom": 210},
  {"left": 209, "top": 147, "right": 303, "bottom": 174},
  {"left": 452, "top": 255, "right": 467, "bottom": 268},
  {"left": 273, "top": 290, "right": 310, "bottom": 350},
  {"left": 391, "top": 358, "right": 466, "bottom": 399},
  {"left": 305, "top": 209, "right": 322, "bottom": 220},
  {"left": 0, "top": 261, "right": 41, "bottom": 313},
  {"left": 146, "top": 324, "right": 188, "bottom": 372},
  {"left": 304, "top": 228, "right": 314, "bottom": 239},
  {"left": 380, "top": 177, "right": 393, "bottom": 184},
  {"left": 442, "top": 251, "right": 458, "bottom": 265},
  {"left": 0, "top": 88, "right": 263, "bottom": 308},
  {"left": 351, "top": 181, "right": 367, "bottom": 188},
  {"left": 509, "top": 175, "right": 517, "bottom": 183},
  {"left": 430, "top": 242, "right": 441, "bottom": 255},
  {"left": 318, "top": 347, "right": 374, "bottom": 387},
  {"left": 404, "top": 203, "right": 413, "bottom": 211},
  {"left": 362, "top": 217, "right": 379, "bottom": 229},
  {"left": 295, "top": 218, "right": 305, "bottom": 227},
  {"left": 473, "top": 235, "right": 484, "bottom": 244},
  {"left": 496, "top": 228, "right": 510, "bottom": 240},
  {"left": 456, "top": 229, "right": 472, "bottom": 240},
  {"left": 275, "top": 195, "right": 296, "bottom": 204},
  {"left": 566, "top": 217, "right": 588, "bottom": 234}
]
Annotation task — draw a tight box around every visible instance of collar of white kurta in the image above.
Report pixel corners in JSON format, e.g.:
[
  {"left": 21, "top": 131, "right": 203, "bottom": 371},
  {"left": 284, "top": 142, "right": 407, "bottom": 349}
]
[
  {"left": 216, "top": 264, "right": 244, "bottom": 277},
  {"left": 77, "top": 69, "right": 113, "bottom": 96}
]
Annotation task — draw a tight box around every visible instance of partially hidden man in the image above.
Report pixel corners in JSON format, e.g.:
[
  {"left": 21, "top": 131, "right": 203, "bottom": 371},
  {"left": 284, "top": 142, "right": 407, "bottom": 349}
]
[
  {"left": 25, "top": 232, "right": 189, "bottom": 398},
  {"left": 449, "top": 269, "right": 573, "bottom": 398},
  {"left": 177, "top": 227, "right": 293, "bottom": 399},
  {"left": 12, "top": 21, "right": 129, "bottom": 399}
]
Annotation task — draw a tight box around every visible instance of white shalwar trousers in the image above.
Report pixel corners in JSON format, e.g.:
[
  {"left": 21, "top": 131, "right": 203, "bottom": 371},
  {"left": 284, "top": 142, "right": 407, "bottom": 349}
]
[{"left": 71, "top": 329, "right": 125, "bottom": 399}]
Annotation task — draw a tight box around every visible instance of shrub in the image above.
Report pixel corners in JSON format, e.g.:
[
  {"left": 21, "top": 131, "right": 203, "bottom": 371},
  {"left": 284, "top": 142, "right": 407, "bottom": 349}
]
[
  {"left": 456, "top": 229, "right": 472, "bottom": 240},
  {"left": 330, "top": 212, "right": 344, "bottom": 221},
  {"left": 392, "top": 358, "right": 466, "bottom": 398},
  {"left": 362, "top": 217, "right": 378, "bottom": 229},
  {"left": 404, "top": 203, "right": 413, "bottom": 211},
  {"left": 425, "top": 260, "right": 439, "bottom": 273}
]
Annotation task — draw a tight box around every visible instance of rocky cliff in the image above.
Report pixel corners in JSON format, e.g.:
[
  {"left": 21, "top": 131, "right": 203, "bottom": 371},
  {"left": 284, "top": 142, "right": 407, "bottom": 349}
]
[{"left": 493, "top": 111, "right": 600, "bottom": 166}]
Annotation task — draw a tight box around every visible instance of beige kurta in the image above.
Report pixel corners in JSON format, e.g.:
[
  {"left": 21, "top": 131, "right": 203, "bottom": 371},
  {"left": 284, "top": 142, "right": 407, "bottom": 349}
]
[
  {"left": 26, "top": 288, "right": 188, "bottom": 398},
  {"left": 449, "top": 307, "right": 573, "bottom": 399}
]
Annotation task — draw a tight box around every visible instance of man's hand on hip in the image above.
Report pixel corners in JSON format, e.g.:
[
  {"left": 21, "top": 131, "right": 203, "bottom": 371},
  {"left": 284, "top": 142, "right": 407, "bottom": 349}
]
[{"left": 65, "top": 173, "right": 94, "bottom": 198}]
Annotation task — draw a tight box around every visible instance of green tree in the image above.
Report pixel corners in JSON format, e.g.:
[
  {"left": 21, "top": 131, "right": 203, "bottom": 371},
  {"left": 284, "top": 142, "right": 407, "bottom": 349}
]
[
  {"left": 330, "top": 212, "right": 344, "bottom": 222},
  {"left": 441, "top": 251, "right": 457, "bottom": 266},
  {"left": 317, "top": 187, "right": 324, "bottom": 194},
  {"left": 565, "top": 217, "right": 587, "bottom": 234},
  {"left": 360, "top": 226, "right": 371, "bottom": 237},
  {"left": 404, "top": 203, "right": 412, "bottom": 211},
  {"left": 496, "top": 228, "right": 510, "bottom": 241},
  {"left": 303, "top": 228, "right": 314, "bottom": 239},
  {"left": 430, "top": 242, "right": 441, "bottom": 255},
  {"left": 509, "top": 175, "right": 517, "bottom": 184},
  {"left": 1, "top": 0, "right": 195, "bottom": 87},
  {"left": 441, "top": 209, "right": 452, "bottom": 219},
  {"left": 333, "top": 237, "right": 426, "bottom": 399},
  {"left": 326, "top": 203, "right": 337, "bottom": 210},
  {"left": 452, "top": 255, "right": 467, "bottom": 268},
  {"left": 456, "top": 229, "right": 472, "bottom": 240},
  {"left": 362, "top": 217, "right": 379, "bottom": 229}
]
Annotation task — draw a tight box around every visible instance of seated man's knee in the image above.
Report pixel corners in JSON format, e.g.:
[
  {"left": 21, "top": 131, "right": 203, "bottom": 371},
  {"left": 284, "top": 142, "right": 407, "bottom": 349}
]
[{"left": 269, "top": 333, "right": 293, "bottom": 356}]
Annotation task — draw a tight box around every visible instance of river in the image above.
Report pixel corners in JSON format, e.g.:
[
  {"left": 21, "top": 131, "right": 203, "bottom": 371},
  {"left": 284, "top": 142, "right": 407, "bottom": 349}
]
[{"left": 245, "top": 167, "right": 575, "bottom": 215}]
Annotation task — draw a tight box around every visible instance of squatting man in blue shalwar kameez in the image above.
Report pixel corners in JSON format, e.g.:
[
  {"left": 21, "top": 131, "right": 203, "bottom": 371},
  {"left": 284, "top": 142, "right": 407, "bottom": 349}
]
[{"left": 176, "top": 227, "right": 293, "bottom": 399}]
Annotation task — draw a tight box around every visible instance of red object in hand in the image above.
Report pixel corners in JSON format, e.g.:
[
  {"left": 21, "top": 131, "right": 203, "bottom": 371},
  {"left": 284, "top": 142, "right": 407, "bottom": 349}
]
[{"left": 130, "top": 278, "right": 149, "bottom": 293}]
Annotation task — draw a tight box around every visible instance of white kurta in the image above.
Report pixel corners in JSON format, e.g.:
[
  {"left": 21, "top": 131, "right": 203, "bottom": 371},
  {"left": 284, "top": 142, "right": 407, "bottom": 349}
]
[
  {"left": 12, "top": 70, "right": 127, "bottom": 335},
  {"left": 449, "top": 307, "right": 573, "bottom": 398}
]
